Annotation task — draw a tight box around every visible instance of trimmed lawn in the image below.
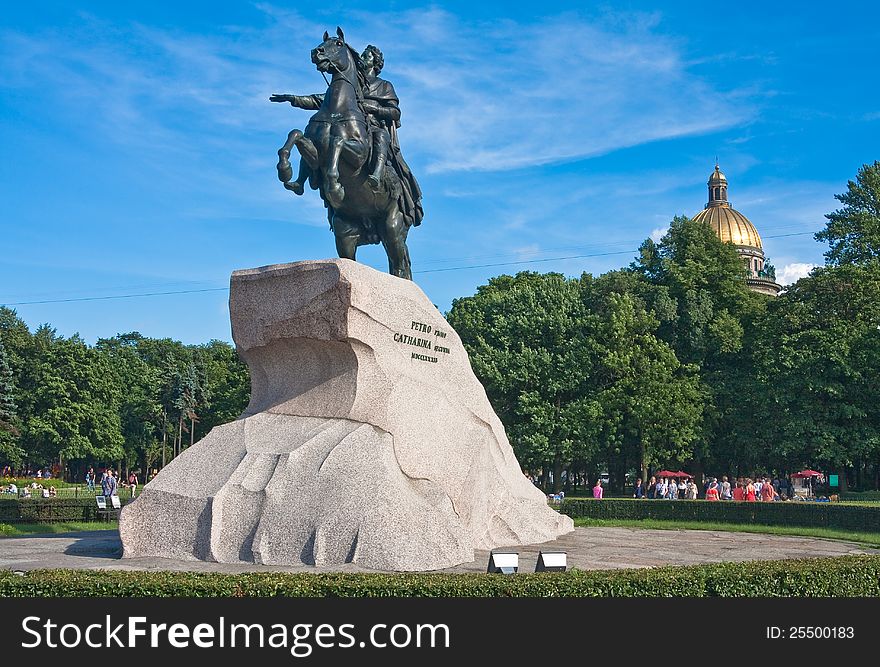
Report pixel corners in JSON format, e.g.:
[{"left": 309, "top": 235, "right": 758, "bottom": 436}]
[
  {"left": 0, "top": 521, "right": 118, "bottom": 537},
  {"left": 573, "top": 517, "right": 880, "bottom": 548}
]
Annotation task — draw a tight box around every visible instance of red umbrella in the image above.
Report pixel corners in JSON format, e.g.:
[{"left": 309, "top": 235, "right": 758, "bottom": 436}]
[
  {"left": 675, "top": 471, "right": 692, "bottom": 478},
  {"left": 792, "top": 470, "right": 822, "bottom": 478},
  {"left": 656, "top": 470, "right": 689, "bottom": 478}
]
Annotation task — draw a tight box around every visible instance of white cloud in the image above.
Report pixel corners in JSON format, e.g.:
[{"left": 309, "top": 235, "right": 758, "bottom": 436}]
[
  {"left": 651, "top": 226, "right": 669, "bottom": 242},
  {"left": 778, "top": 263, "right": 816, "bottom": 285}
]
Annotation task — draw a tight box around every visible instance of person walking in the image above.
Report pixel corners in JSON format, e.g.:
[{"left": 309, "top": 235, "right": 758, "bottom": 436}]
[
  {"left": 128, "top": 471, "right": 139, "bottom": 498},
  {"left": 633, "top": 478, "right": 644, "bottom": 498},
  {"left": 592, "top": 479, "right": 604, "bottom": 499},
  {"left": 720, "top": 476, "right": 732, "bottom": 500},
  {"left": 647, "top": 476, "right": 657, "bottom": 499},
  {"left": 656, "top": 477, "right": 668, "bottom": 501},
  {"left": 687, "top": 479, "right": 698, "bottom": 499},
  {"left": 667, "top": 480, "right": 678, "bottom": 500},
  {"left": 732, "top": 480, "right": 744, "bottom": 501},
  {"left": 761, "top": 478, "right": 776, "bottom": 502},
  {"left": 85, "top": 467, "right": 95, "bottom": 492},
  {"left": 105, "top": 470, "right": 118, "bottom": 498},
  {"left": 677, "top": 477, "right": 687, "bottom": 499},
  {"left": 705, "top": 479, "right": 720, "bottom": 501},
  {"left": 745, "top": 479, "right": 757, "bottom": 502}
]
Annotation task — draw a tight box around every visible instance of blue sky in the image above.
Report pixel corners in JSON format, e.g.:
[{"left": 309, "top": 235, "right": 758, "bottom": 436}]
[{"left": 2, "top": 1, "right": 878, "bottom": 344}]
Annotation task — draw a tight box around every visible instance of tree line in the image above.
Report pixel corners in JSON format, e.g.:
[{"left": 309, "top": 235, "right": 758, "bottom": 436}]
[
  {"left": 1, "top": 162, "right": 878, "bottom": 491},
  {"left": 0, "top": 320, "right": 249, "bottom": 482},
  {"left": 447, "top": 162, "right": 880, "bottom": 493}
]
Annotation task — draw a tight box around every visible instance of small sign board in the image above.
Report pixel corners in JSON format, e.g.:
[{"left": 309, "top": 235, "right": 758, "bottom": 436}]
[
  {"left": 829, "top": 474, "right": 839, "bottom": 488},
  {"left": 487, "top": 552, "right": 519, "bottom": 574}
]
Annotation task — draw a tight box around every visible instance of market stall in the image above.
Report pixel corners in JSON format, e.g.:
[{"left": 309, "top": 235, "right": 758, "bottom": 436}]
[{"left": 790, "top": 469, "right": 824, "bottom": 498}]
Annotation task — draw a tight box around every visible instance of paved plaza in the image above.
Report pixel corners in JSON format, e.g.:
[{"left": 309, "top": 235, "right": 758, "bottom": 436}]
[{"left": 1, "top": 527, "right": 877, "bottom": 574}]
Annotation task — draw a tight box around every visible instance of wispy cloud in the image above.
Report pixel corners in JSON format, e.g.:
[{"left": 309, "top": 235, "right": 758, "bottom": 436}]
[{"left": 0, "top": 6, "right": 761, "bottom": 181}]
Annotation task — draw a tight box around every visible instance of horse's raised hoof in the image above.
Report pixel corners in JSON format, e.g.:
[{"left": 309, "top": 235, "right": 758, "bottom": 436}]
[
  {"left": 284, "top": 181, "right": 304, "bottom": 195},
  {"left": 277, "top": 150, "right": 293, "bottom": 182},
  {"left": 326, "top": 183, "right": 345, "bottom": 208}
]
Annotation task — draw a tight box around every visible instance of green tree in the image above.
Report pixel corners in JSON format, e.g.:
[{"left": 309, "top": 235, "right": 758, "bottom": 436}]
[
  {"left": 0, "top": 338, "right": 23, "bottom": 464},
  {"left": 750, "top": 262, "right": 880, "bottom": 489},
  {"left": 447, "top": 272, "right": 597, "bottom": 491},
  {"left": 97, "top": 333, "right": 163, "bottom": 478},
  {"left": 447, "top": 270, "right": 703, "bottom": 492},
  {"left": 171, "top": 360, "right": 202, "bottom": 455},
  {"left": 635, "top": 215, "right": 757, "bottom": 364},
  {"left": 192, "top": 340, "right": 249, "bottom": 436},
  {"left": 816, "top": 161, "right": 880, "bottom": 266},
  {"left": 634, "top": 215, "right": 766, "bottom": 480},
  {"left": 0, "top": 307, "right": 32, "bottom": 376},
  {"left": 583, "top": 271, "right": 703, "bottom": 483},
  {"left": 23, "top": 327, "right": 124, "bottom": 469}
]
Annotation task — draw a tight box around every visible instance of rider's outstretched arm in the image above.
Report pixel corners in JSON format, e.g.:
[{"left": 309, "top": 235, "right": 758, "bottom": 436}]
[{"left": 269, "top": 93, "right": 324, "bottom": 109}]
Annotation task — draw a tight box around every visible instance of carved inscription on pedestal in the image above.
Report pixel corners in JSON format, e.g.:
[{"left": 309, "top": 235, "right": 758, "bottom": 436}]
[{"left": 393, "top": 320, "right": 452, "bottom": 363}]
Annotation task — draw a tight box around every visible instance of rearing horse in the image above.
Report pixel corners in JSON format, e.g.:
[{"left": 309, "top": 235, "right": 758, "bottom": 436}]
[{"left": 275, "top": 28, "right": 412, "bottom": 280}]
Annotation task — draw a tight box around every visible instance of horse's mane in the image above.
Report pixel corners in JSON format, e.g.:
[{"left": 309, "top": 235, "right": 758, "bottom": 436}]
[{"left": 344, "top": 43, "right": 368, "bottom": 99}]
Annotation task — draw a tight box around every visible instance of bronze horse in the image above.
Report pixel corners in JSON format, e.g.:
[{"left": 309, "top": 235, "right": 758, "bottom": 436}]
[{"left": 274, "top": 28, "right": 413, "bottom": 280}]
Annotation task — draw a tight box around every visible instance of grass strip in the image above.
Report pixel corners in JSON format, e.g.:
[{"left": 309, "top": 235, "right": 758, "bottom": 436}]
[
  {"left": 0, "top": 521, "right": 118, "bottom": 537},
  {"left": 573, "top": 517, "right": 880, "bottom": 548}
]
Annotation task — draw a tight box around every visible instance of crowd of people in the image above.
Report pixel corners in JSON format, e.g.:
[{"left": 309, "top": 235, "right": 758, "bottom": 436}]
[
  {"left": 1, "top": 480, "right": 58, "bottom": 497},
  {"left": 1, "top": 466, "right": 141, "bottom": 498},
  {"left": 86, "top": 467, "right": 139, "bottom": 498},
  {"left": 541, "top": 474, "right": 802, "bottom": 502},
  {"left": 1, "top": 465, "right": 57, "bottom": 479},
  {"left": 632, "top": 475, "right": 795, "bottom": 501}
]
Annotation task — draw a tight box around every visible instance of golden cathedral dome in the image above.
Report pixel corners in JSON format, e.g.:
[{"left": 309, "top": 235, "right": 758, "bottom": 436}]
[
  {"left": 692, "top": 204, "right": 763, "bottom": 249},
  {"left": 692, "top": 164, "right": 762, "bottom": 249},
  {"left": 690, "top": 164, "right": 780, "bottom": 296}
]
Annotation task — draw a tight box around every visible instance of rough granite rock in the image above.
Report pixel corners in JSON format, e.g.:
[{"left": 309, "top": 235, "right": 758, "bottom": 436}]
[{"left": 120, "top": 259, "right": 573, "bottom": 571}]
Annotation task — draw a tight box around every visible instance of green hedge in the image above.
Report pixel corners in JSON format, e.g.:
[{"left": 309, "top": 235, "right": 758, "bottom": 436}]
[
  {"left": 560, "top": 498, "right": 880, "bottom": 532},
  {"left": 0, "top": 498, "right": 103, "bottom": 523},
  {"left": 1, "top": 556, "right": 879, "bottom": 597},
  {"left": 841, "top": 491, "right": 880, "bottom": 502}
]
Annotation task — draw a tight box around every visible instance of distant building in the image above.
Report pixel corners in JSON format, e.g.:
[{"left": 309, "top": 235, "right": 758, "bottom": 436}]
[{"left": 692, "top": 165, "right": 782, "bottom": 296}]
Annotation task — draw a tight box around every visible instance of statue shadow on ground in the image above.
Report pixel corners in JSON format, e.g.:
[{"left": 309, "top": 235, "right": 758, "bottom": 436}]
[{"left": 61, "top": 530, "right": 123, "bottom": 559}]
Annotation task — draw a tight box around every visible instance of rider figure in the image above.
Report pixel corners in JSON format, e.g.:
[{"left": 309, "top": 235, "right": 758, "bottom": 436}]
[
  {"left": 358, "top": 45, "right": 399, "bottom": 190},
  {"left": 356, "top": 45, "right": 423, "bottom": 226}
]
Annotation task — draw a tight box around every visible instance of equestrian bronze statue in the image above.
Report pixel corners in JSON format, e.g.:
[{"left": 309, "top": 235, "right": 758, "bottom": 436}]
[{"left": 270, "top": 28, "right": 423, "bottom": 280}]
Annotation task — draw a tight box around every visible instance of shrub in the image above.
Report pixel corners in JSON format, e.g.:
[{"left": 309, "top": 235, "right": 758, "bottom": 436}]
[
  {"left": 841, "top": 491, "right": 880, "bottom": 502},
  {"left": 0, "top": 498, "right": 102, "bottom": 523},
  {"left": 0, "top": 556, "right": 878, "bottom": 597},
  {"left": 560, "top": 498, "right": 880, "bottom": 532}
]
